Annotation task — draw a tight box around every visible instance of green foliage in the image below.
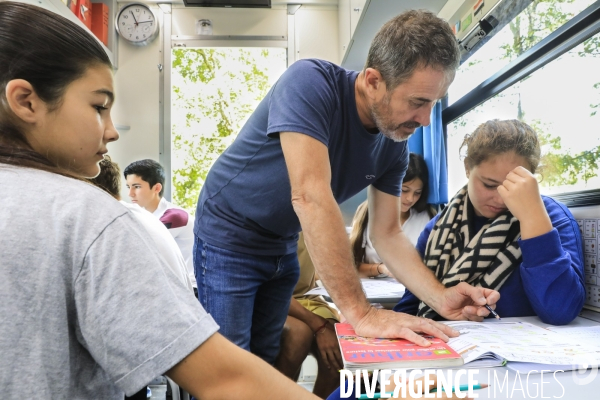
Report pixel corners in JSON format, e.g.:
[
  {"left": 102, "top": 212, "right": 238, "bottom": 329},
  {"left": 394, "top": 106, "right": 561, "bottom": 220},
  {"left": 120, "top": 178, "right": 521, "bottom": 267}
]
[
  {"left": 579, "top": 31, "right": 600, "bottom": 57},
  {"left": 591, "top": 82, "right": 600, "bottom": 117},
  {"left": 500, "top": 0, "right": 575, "bottom": 60},
  {"left": 511, "top": 0, "right": 600, "bottom": 189},
  {"left": 531, "top": 120, "right": 600, "bottom": 187},
  {"left": 170, "top": 48, "right": 284, "bottom": 214},
  {"left": 464, "top": 0, "right": 600, "bottom": 190}
]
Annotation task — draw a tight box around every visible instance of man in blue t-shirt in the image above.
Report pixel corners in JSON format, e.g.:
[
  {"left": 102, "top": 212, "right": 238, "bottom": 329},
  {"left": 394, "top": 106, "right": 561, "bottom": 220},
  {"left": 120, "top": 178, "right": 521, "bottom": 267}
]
[{"left": 194, "top": 10, "right": 500, "bottom": 364}]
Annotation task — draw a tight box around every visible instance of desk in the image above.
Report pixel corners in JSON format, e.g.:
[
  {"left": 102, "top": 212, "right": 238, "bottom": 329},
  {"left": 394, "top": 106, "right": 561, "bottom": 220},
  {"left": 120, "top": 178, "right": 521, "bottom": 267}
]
[
  {"left": 323, "top": 295, "right": 401, "bottom": 309},
  {"left": 433, "top": 312, "right": 600, "bottom": 400}
]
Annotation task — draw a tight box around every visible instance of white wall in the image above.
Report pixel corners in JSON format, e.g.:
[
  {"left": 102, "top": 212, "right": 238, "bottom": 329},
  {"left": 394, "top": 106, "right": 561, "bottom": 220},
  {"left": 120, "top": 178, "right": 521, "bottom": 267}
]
[
  {"left": 110, "top": 28, "right": 162, "bottom": 179},
  {"left": 109, "top": 4, "right": 339, "bottom": 199},
  {"left": 294, "top": 7, "right": 339, "bottom": 62},
  {"left": 172, "top": 6, "right": 287, "bottom": 36}
]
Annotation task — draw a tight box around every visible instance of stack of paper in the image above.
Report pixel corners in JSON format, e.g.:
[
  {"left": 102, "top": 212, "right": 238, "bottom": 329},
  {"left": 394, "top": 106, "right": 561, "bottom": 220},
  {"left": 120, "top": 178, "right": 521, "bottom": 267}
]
[{"left": 305, "top": 277, "right": 405, "bottom": 301}]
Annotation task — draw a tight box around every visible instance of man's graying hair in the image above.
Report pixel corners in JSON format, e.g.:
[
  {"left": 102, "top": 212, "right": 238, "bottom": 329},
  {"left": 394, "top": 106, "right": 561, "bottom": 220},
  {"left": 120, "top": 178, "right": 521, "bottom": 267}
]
[{"left": 365, "top": 10, "right": 460, "bottom": 90}]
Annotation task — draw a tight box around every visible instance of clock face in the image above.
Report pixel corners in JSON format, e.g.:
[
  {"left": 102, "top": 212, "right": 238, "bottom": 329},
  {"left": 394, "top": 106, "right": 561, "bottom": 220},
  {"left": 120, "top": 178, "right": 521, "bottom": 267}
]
[{"left": 116, "top": 4, "right": 159, "bottom": 46}]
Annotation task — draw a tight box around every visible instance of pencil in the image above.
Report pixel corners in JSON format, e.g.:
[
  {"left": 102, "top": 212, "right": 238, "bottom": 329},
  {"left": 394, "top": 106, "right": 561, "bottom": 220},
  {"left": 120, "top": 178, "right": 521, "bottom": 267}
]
[
  {"left": 357, "top": 384, "right": 488, "bottom": 399},
  {"left": 484, "top": 304, "right": 501, "bottom": 320}
]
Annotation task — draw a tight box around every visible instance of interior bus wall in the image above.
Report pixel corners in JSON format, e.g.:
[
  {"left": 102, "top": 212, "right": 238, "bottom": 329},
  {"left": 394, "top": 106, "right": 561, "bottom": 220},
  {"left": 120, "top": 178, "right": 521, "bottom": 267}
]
[{"left": 109, "top": 4, "right": 340, "bottom": 201}]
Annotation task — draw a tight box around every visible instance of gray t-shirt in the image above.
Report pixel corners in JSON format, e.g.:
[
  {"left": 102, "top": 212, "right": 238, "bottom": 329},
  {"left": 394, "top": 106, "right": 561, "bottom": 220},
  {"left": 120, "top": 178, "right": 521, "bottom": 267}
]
[{"left": 0, "top": 166, "right": 218, "bottom": 398}]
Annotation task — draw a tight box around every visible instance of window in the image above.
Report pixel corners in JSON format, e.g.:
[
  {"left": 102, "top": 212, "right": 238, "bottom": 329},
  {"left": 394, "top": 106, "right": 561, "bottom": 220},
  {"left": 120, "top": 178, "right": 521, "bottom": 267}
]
[
  {"left": 449, "top": 0, "right": 597, "bottom": 105},
  {"left": 447, "top": 30, "right": 600, "bottom": 197},
  {"left": 170, "top": 47, "right": 287, "bottom": 213}
]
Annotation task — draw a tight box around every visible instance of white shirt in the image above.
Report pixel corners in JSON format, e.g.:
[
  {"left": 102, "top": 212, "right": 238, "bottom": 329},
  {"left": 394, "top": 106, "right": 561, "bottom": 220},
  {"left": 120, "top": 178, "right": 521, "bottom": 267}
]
[
  {"left": 152, "top": 197, "right": 195, "bottom": 287},
  {"left": 122, "top": 201, "right": 194, "bottom": 292},
  {"left": 362, "top": 208, "right": 433, "bottom": 264}
]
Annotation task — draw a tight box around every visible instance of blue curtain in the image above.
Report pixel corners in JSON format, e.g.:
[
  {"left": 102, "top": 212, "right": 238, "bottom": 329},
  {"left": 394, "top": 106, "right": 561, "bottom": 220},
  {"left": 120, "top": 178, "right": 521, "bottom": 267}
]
[{"left": 407, "top": 102, "right": 448, "bottom": 204}]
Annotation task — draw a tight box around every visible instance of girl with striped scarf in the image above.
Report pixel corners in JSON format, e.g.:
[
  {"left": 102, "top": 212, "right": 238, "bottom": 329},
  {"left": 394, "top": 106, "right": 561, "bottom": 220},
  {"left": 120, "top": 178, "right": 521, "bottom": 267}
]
[{"left": 394, "top": 119, "right": 585, "bottom": 325}]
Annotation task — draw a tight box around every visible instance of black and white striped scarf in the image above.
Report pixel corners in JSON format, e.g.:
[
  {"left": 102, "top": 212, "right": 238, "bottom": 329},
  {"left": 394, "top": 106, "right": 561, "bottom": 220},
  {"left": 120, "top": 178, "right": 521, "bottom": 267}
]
[{"left": 417, "top": 186, "right": 522, "bottom": 319}]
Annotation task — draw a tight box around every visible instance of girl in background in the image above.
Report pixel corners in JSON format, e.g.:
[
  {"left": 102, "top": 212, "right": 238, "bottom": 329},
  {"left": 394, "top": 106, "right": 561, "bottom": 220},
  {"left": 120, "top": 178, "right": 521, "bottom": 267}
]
[{"left": 349, "top": 153, "right": 436, "bottom": 278}]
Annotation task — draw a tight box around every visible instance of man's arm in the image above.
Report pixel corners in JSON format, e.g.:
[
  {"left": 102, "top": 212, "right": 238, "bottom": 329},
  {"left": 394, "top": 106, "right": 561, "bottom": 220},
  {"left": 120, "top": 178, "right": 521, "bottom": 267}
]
[
  {"left": 280, "top": 132, "right": 367, "bottom": 325},
  {"left": 367, "top": 186, "right": 500, "bottom": 320},
  {"left": 280, "top": 132, "right": 458, "bottom": 345},
  {"left": 167, "top": 333, "right": 319, "bottom": 400},
  {"left": 367, "top": 186, "right": 445, "bottom": 307}
]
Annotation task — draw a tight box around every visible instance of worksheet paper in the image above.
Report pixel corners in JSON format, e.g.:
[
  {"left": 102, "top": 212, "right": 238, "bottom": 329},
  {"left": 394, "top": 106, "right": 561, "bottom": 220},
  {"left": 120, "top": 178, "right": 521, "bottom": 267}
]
[
  {"left": 546, "top": 325, "right": 600, "bottom": 341},
  {"left": 443, "top": 321, "right": 599, "bottom": 366},
  {"left": 505, "top": 325, "right": 600, "bottom": 373},
  {"left": 304, "top": 277, "right": 405, "bottom": 299}
]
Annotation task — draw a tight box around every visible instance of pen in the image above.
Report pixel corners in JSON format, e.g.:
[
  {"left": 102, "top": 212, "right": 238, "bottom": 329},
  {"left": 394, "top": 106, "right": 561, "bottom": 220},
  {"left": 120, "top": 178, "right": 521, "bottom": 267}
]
[
  {"left": 357, "top": 392, "right": 395, "bottom": 399},
  {"left": 484, "top": 304, "right": 501, "bottom": 320},
  {"left": 357, "top": 384, "right": 488, "bottom": 399},
  {"left": 430, "top": 383, "right": 489, "bottom": 393}
]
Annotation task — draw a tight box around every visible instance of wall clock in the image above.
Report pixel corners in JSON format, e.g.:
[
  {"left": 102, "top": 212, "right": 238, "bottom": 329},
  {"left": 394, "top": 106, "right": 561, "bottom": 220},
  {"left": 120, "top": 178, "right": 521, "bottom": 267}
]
[{"left": 115, "top": 3, "right": 159, "bottom": 46}]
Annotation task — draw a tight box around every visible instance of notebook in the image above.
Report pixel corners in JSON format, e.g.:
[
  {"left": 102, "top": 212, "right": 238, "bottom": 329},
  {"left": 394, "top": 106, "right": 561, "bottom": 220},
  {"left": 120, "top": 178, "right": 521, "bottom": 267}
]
[
  {"left": 335, "top": 323, "right": 464, "bottom": 371},
  {"left": 444, "top": 336, "right": 507, "bottom": 368},
  {"left": 443, "top": 321, "right": 600, "bottom": 371}
]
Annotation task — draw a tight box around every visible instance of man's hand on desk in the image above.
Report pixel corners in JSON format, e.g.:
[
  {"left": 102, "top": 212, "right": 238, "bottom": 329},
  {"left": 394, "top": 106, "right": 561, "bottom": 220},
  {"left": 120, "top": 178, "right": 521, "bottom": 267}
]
[
  {"left": 348, "top": 283, "right": 499, "bottom": 345},
  {"left": 433, "top": 282, "right": 500, "bottom": 322},
  {"left": 352, "top": 307, "right": 459, "bottom": 347}
]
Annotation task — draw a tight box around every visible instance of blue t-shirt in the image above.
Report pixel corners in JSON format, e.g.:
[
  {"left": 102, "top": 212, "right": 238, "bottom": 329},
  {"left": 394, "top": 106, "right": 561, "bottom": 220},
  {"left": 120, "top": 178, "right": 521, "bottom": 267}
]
[{"left": 195, "top": 59, "right": 409, "bottom": 256}]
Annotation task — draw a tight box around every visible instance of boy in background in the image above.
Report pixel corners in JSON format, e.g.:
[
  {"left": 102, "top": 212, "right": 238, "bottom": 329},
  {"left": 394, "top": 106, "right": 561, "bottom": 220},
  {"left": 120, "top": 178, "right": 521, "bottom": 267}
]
[
  {"left": 92, "top": 156, "right": 194, "bottom": 292},
  {"left": 124, "top": 159, "right": 195, "bottom": 289}
]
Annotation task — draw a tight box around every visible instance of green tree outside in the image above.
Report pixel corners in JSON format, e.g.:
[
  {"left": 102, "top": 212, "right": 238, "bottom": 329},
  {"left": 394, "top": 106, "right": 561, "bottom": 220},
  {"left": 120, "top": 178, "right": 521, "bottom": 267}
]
[
  {"left": 451, "top": 0, "right": 600, "bottom": 190},
  {"left": 171, "top": 48, "right": 286, "bottom": 213}
]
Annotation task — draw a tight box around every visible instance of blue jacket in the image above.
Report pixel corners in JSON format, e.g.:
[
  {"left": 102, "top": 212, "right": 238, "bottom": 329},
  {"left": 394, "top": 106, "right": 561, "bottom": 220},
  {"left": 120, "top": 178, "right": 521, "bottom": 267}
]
[{"left": 393, "top": 196, "right": 585, "bottom": 325}]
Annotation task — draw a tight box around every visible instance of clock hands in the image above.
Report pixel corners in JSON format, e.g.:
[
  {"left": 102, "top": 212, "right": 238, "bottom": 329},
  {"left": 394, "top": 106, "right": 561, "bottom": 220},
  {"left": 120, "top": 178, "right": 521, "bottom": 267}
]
[
  {"left": 129, "top": 11, "right": 152, "bottom": 28},
  {"left": 130, "top": 11, "right": 138, "bottom": 26}
]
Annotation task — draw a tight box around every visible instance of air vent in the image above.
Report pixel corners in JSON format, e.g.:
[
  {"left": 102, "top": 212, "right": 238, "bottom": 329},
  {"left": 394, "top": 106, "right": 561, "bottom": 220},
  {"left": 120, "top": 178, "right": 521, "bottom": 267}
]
[{"left": 182, "top": 0, "right": 271, "bottom": 8}]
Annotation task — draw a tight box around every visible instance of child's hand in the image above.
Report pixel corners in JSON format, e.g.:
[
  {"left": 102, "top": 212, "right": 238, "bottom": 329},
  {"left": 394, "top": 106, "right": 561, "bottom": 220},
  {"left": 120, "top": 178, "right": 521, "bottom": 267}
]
[
  {"left": 497, "top": 166, "right": 541, "bottom": 221},
  {"left": 497, "top": 166, "right": 552, "bottom": 239},
  {"left": 313, "top": 321, "right": 343, "bottom": 371},
  {"left": 377, "top": 263, "right": 391, "bottom": 278}
]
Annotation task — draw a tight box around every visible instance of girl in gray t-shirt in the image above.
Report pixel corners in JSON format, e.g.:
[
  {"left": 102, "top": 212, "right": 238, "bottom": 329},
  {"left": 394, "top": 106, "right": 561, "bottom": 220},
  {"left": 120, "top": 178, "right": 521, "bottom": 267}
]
[{"left": 0, "top": 3, "right": 320, "bottom": 400}]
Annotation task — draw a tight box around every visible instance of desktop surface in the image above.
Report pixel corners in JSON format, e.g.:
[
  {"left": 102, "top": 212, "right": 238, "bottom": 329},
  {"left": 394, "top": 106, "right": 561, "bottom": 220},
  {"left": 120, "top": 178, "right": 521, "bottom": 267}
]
[{"left": 431, "top": 313, "right": 600, "bottom": 400}]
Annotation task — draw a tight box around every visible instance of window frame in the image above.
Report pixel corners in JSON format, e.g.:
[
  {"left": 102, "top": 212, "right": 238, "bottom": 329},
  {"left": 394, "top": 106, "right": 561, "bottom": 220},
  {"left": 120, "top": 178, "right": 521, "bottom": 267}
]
[
  {"left": 159, "top": 17, "right": 288, "bottom": 201},
  {"left": 165, "top": 39, "right": 287, "bottom": 209},
  {"left": 441, "top": 0, "right": 600, "bottom": 206}
]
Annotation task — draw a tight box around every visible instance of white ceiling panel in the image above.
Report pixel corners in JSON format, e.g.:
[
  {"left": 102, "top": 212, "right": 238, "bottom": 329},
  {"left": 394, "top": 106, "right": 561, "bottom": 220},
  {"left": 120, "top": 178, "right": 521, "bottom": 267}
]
[{"left": 342, "top": 0, "right": 449, "bottom": 71}]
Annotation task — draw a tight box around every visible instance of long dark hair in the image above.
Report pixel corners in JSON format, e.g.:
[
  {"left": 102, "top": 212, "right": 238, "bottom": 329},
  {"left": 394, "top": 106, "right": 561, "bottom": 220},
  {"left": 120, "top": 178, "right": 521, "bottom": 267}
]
[
  {"left": 404, "top": 153, "right": 436, "bottom": 218},
  {"left": 348, "top": 153, "right": 436, "bottom": 266},
  {"left": 0, "top": 2, "right": 112, "bottom": 178}
]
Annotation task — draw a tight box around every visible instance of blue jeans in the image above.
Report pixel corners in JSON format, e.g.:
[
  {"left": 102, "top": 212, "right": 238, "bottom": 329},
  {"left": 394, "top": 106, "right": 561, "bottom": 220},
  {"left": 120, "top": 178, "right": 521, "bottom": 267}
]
[{"left": 193, "top": 236, "right": 300, "bottom": 364}]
